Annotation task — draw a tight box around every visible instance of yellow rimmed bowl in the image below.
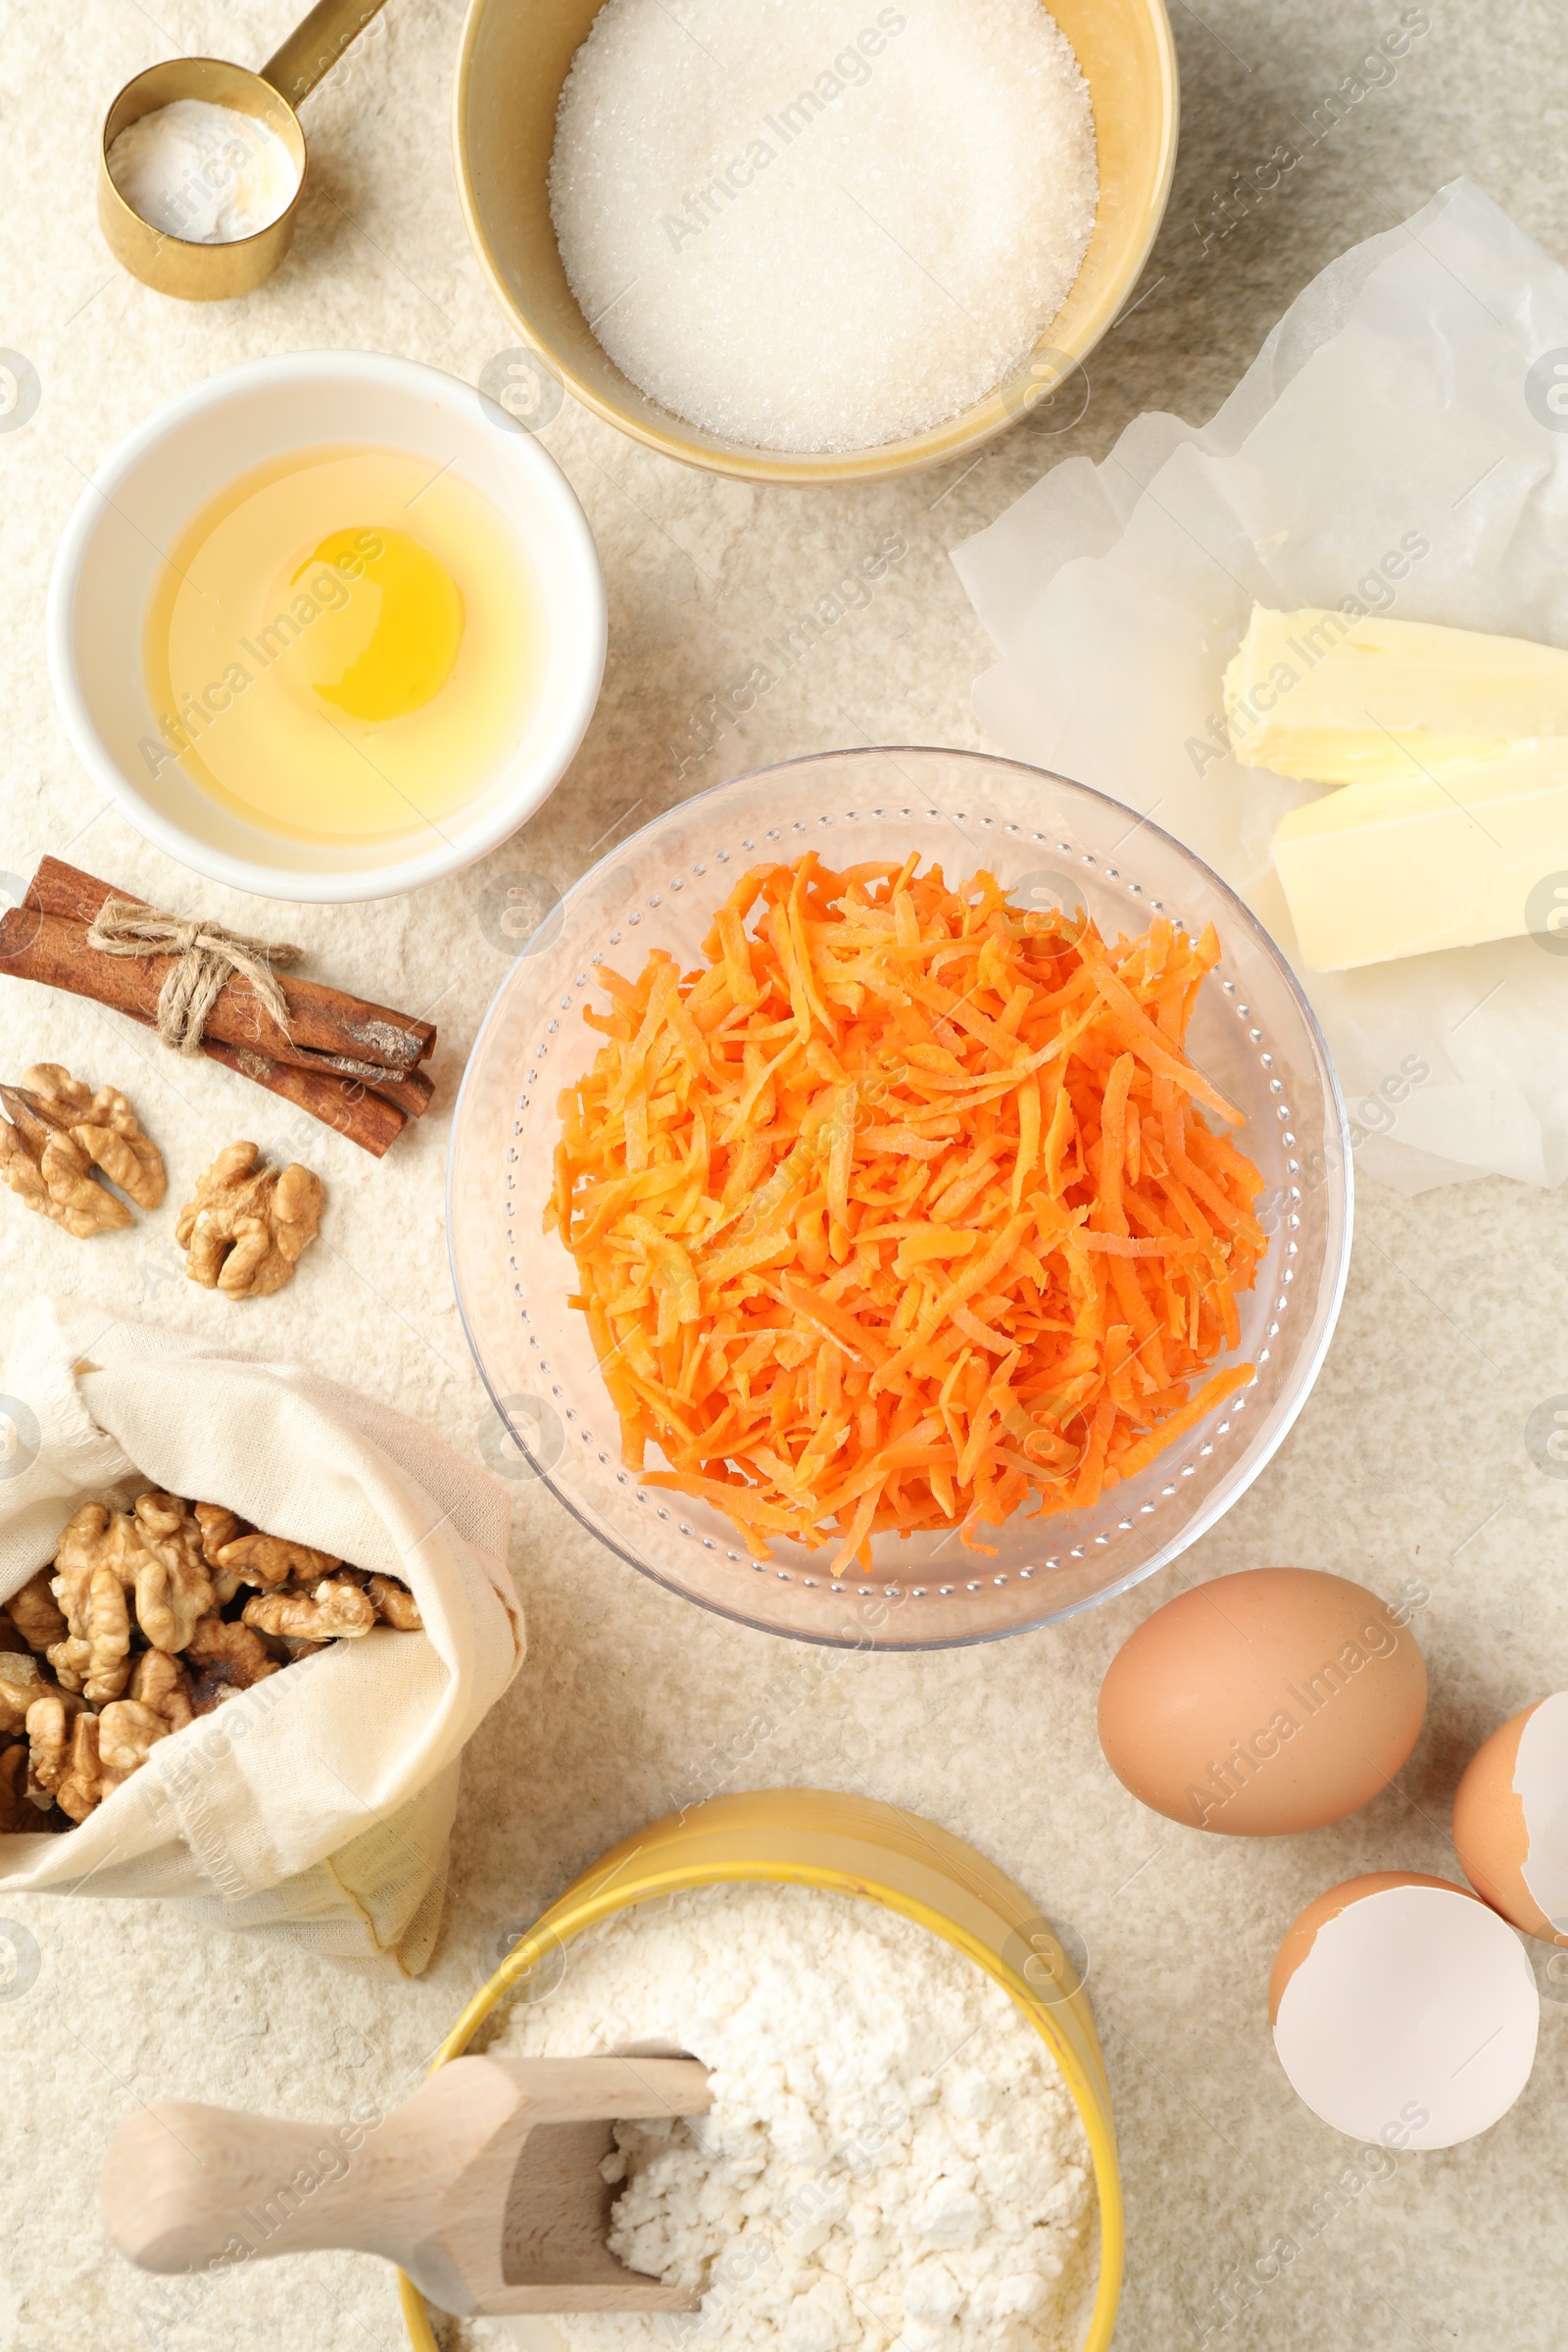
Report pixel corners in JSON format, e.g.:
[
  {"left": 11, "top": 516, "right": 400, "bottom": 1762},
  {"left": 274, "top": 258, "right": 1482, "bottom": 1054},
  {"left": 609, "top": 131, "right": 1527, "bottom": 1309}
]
[
  {"left": 452, "top": 0, "right": 1178, "bottom": 484},
  {"left": 400, "top": 1788, "right": 1123, "bottom": 2349}
]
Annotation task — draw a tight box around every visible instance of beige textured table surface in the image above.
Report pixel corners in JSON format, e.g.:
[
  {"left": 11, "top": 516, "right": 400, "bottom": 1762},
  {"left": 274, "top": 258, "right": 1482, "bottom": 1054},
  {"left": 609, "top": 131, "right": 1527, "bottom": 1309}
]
[{"left": 2, "top": 3, "right": 1566, "bottom": 2346}]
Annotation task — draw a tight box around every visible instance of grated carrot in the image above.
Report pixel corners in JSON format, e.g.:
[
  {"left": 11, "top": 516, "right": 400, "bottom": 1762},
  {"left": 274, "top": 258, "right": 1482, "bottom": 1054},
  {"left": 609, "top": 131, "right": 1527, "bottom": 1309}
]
[{"left": 547, "top": 858, "right": 1265, "bottom": 1577}]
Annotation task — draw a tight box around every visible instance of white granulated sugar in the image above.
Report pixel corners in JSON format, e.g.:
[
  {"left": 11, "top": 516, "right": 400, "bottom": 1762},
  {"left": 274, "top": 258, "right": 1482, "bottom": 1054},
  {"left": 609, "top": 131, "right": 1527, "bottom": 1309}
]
[
  {"left": 466, "top": 1883, "right": 1097, "bottom": 2352},
  {"left": 548, "top": 0, "right": 1098, "bottom": 453}
]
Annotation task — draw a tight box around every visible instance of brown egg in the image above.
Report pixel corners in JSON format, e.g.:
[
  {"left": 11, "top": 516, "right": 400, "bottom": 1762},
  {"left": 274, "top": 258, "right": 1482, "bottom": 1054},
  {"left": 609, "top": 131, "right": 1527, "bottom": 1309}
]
[
  {"left": 1452, "top": 1692, "right": 1568, "bottom": 1945},
  {"left": 1097, "top": 1567, "right": 1427, "bottom": 1836}
]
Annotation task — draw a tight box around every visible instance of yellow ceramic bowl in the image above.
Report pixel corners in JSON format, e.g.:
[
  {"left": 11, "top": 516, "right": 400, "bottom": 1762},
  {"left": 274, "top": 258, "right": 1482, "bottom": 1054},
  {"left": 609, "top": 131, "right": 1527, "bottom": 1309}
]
[
  {"left": 453, "top": 0, "right": 1178, "bottom": 484},
  {"left": 400, "top": 1788, "right": 1123, "bottom": 2350}
]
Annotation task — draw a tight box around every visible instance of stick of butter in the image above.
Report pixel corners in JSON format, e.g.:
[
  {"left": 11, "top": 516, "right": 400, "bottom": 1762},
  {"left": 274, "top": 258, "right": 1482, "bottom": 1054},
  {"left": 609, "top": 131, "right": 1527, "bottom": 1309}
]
[
  {"left": 1272, "top": 741, "right": 1568, "bottom": 968},
  {"left": 1225, "top": 607, "right": 1568, "bottom": 784}
]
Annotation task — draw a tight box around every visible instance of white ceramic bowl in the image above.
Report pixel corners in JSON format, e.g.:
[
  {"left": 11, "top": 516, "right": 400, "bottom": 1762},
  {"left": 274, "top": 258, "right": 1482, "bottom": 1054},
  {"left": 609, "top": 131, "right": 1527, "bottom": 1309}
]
[{"left": 47, "top": 350, "right": 607, "bottom": 903}]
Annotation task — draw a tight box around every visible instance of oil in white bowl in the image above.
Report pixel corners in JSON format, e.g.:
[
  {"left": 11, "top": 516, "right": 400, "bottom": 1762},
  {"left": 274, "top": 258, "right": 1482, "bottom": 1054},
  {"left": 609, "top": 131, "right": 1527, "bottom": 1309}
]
[{"left": 143, "top": 445, "right": 543, "bottom": 845}]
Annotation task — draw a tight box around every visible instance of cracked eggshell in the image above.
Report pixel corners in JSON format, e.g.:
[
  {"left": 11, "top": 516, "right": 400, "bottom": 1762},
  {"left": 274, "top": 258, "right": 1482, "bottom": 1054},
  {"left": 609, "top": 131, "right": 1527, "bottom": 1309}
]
[
  {"left": 1269, "top": 1873, "right": 1540, "bottom": 2148},
  {"left": 1452, "top": 1691, "right": 1568, "bottom": 1945},
  {"left": 1096, "top": 1568, "right": 1427, "bottom": 1836}
]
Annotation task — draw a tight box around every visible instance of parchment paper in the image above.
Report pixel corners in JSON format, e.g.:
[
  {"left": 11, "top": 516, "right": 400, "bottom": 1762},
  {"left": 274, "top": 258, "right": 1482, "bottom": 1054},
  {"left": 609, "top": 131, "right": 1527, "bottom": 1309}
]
[{"left": 954, "top": 178, "right": 1568, "bottom": 1193}]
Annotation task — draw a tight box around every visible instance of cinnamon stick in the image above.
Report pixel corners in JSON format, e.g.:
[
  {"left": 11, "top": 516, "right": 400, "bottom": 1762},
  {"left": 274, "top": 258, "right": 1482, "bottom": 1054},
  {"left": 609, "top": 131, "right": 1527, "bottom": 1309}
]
[
  {"left": 0, "top": 904, "right": 427, "bottom": 1102},
  {"left": 141, "top": 1022, "right": 407, "bottom": 1156},
  {"left": 372, "top": 1066, "right": 436, "bottom": 1120},
  {"left": 0, "top": 907, "right": 399, "bottom": 1084},
  {"left": 17, "top": 987, "right": 407, "bottom": 1158},
  {"left": 0, "top": 858, "right": 437, "bottom": 1157},
  {"left": 24, "top": 859, "right": 435, "bottom": 1075}
]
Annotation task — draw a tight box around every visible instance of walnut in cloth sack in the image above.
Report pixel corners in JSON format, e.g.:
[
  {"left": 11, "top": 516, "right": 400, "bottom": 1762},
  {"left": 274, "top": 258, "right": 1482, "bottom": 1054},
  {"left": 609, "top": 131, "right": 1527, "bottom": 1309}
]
[{"left": 0, "top": 1298, "right": 523, "bottom": 1975}]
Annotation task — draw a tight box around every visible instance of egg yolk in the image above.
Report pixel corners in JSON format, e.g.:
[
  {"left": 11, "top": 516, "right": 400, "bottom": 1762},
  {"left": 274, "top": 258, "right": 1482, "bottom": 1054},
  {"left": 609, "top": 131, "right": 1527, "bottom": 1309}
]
[{"left": 294, "top": 526, "right": 465, "bottom": 722}]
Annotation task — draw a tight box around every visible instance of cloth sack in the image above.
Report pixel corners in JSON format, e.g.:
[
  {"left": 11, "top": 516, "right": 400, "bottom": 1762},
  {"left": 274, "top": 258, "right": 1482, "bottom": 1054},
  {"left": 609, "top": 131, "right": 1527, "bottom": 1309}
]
[{"left": 0, "top": 1298, "right": 523, "bottom": 1974}]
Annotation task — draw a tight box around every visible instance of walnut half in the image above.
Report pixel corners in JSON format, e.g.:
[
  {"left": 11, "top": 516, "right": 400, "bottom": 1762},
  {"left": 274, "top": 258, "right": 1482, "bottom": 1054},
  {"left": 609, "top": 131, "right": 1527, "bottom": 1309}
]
[
  {"left": 129, "top": 1650, "right": 194, "bottom": 1734},
  {"left": 55, "top": 1713, "right": 103, "bottom": 1824},
  {"left": 175, "top": 1143, "right": 325, "bottom": 1299},
  {"left": 193, "top": 1503, "right": 249, "bottom": 1603},
  {"left": 8, "top": 1573, "right": 68, "bottom": 1654},
  {"left": 48, "top": 1504, "right": 134, "bottom": 1703},
  {"left": 184, "top": 1617, "right": 280, "bottom": 1715},
  {"left": 128, "top": 1494, "right": 214, "bottom": 1653},
  {"left": 367, "top": 1574, "right": 422, "bottom": 1632},
  {"left": 97, "top": 1698, "right": 171, "bottom": 1794},
  {"left": 0, "top": 1064, "right": 164, "bottom": 1238},
  {"left": 242, "top": 1579, "right": 376, "bottom": 1642},
  {"left": 0, "top": 1087, "right": 130, "bottom": 1238},
  {"left": 22, "top": 1065, "right": 166, "bottom": 1208},
  {"left": 25, "top": 1688, "right": 86, "bottom": 1808},
  {"left": 0, "top": 1652, "right": 43, "bottom": 1738},
  {"left": 212, "top": 1531, "right": 339, "bottom": 1591}
]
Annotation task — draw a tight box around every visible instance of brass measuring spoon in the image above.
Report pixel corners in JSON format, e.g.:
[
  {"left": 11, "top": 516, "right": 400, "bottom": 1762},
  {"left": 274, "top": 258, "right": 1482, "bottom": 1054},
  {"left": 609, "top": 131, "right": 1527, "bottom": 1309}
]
[{"left": 99, "top": 0, "right": 392, "bottom": 301}]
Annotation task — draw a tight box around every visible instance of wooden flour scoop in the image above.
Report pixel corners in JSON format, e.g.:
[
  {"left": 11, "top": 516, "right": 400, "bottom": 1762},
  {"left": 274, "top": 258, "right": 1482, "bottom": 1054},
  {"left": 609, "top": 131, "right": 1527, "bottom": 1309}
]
[{"left": 99, "top": 2054, "right": 712, "bottom": 2316}]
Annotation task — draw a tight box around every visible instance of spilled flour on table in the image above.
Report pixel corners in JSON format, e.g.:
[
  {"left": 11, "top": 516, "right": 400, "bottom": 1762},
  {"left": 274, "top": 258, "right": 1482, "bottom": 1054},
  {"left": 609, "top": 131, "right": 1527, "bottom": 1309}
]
[{"left": 461, "top": 1882, "right": 1097, "bottom": 2352}]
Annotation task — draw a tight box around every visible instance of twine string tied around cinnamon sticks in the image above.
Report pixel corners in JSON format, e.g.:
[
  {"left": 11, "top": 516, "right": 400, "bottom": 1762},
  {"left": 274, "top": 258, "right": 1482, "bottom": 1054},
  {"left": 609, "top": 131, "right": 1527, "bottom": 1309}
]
[{"left": 83, "top": 898, "right": 306, "bottom": 1056}]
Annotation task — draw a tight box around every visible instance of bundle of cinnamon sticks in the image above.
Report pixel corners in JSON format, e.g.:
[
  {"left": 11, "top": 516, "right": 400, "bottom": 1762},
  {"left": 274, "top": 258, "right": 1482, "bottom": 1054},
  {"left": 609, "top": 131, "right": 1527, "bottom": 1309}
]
[{"left": 0, "top": 859, "right": 436, "bottom": 1157}]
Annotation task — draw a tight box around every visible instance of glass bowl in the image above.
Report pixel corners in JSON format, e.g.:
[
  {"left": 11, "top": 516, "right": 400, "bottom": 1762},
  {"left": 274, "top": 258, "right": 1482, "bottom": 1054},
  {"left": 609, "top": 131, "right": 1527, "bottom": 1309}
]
[{"left": 448, "top": 748, "right": 1352, "bottom": 1647}]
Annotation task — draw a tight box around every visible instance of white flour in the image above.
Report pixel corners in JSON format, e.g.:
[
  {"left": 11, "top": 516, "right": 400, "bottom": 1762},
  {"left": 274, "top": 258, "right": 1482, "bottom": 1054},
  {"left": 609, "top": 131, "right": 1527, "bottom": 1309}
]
[
  {"left": 548, "top": 0, "right": 1098, "bottom": 453},
  {"left": 466, "top": 1882, "right": 1097, "bottom": 2352}
]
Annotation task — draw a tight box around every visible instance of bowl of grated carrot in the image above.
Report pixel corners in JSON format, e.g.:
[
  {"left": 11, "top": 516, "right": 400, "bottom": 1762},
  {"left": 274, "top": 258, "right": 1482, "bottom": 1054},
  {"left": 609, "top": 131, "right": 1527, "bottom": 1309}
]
[{"left": 449, "top": 748, "right": 1352, "bottom": 1647}]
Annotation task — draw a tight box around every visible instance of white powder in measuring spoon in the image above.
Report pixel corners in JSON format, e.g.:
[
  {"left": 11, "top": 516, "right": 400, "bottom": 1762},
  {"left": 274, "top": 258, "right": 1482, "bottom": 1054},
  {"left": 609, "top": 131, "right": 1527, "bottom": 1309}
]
[
  {"left": 463, "top": 1882, "right": 1098, "bottom": 2352},
  {"left": 548, "top": 0, "right": 1098, "bottom": 454},
  {"left": 107, "top": 98, "right": 300, "bottom": 243}
]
